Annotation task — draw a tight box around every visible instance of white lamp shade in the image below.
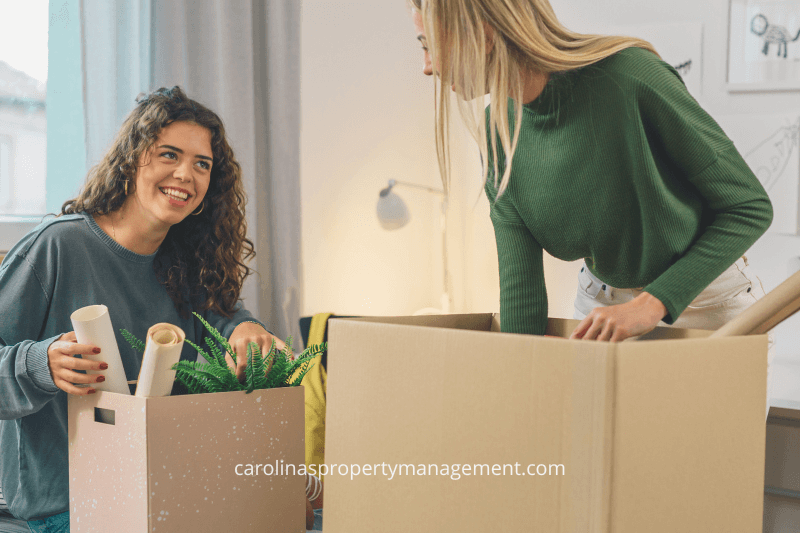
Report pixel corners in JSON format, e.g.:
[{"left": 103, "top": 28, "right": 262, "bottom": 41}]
[{"left": 376, "top": 191, "right": 410, "bottom": 230}]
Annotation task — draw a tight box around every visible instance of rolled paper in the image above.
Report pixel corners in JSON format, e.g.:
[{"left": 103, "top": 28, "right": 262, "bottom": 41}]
[
  {"left": 134, "top": 323, "right": 186, "bottom": 397},
  {"left": 711, "top": 269, "right": 800, "bottom": 337},
  {"left": 70, "top": 305, "right": 131, "bottom": 395}
]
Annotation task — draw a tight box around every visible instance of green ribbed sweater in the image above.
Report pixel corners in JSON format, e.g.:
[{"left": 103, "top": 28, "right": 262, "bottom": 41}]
[{"left": 485, "top": 47, "right": 773, "bottom": 335}]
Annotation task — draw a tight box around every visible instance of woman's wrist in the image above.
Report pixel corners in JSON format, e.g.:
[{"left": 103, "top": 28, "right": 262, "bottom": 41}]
[
  {"left": 638, "top": 292, "right": 668, "bottom": 321},
  {"left": 234, "top": 320, "right": 268, "bottom": 332}
]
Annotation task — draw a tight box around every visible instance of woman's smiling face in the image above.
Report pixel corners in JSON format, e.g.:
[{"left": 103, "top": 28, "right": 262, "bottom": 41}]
[{"left": 128, "top": 120, "right": 213, "bottom": 230}]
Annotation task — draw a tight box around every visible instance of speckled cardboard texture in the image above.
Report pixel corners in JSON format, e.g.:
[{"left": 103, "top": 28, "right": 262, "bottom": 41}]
[
  {"left": 68, "top": 389, "right": 148, "bottom": 531},
  {"left": 324, "top": 315, "right": 767, "bottom": 533},
  {"left": 69, "top": 387, "right": 305, "bottom": 532}
]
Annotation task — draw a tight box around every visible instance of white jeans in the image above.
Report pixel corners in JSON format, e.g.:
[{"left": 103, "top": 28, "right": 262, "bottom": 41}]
[{"left": 573, "top": 256, "right": 774, "bottom": 416}]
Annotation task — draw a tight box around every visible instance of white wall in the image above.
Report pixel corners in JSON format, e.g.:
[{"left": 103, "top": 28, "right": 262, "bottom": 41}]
[
  {"left": 300, "top": 0, "right": 800, "bottom": 384},
  {"left": 300, "top": 2, "right": 444, "bottom": 316}
]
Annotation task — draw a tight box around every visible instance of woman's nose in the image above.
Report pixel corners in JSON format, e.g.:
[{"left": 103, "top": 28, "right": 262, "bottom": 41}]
[
  {"left": 423, "top": 54, "right": 433, "bottom": 76},
  {"left": 174, "top": 161, "right": 193, "bottom": 181}
]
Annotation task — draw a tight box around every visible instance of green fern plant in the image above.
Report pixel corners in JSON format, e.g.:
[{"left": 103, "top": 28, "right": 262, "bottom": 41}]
[{"left": 120, "top": 313, "right": 325, "bottom": 395}]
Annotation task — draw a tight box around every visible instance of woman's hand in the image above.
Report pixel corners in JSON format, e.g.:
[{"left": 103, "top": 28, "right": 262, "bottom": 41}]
[
  {"left": 570, "top": 292, "right": 667, "bottom": 342},
  {"left": 47, "top": 331, "right": 107, "bottom": 395},
  {"left": 227, "top": 322, "right": 286, "bottom": 381}
]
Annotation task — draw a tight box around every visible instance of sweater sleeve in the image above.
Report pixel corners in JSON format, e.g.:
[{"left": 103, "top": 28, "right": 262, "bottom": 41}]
[
  {"left": 630, "top": 55, "right": 773, "bottom": 322},
  {"left": 203, "top": 302, "right": 270, "bottom": 340},
  {"left": 486, "top": 179, "right": 548, "bottom": 335},
  {"left": 0, "top": 254, "right": 62, "bottom": 420}
]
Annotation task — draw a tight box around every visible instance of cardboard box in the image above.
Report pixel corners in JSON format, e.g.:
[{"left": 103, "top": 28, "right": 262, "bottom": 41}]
[
  {"left": 324, "top": 314, "right": 768, "bottom": 533},
  {"left": 68, "top": 387, "right": 305, "bottom": 532}
]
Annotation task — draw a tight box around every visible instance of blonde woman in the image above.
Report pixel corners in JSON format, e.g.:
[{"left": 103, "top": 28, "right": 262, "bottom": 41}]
[{"left": 410, "top": 0, "right": 773, "bottom": 343}]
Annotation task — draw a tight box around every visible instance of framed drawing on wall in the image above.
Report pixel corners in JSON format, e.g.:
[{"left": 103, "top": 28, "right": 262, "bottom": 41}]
[{"left": 728, "top": 0, "right": 800, "bottom": 91}]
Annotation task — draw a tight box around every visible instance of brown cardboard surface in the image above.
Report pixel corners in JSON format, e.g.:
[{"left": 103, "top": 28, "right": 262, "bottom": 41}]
[
  {"left": 69, "top": 387, "right": 305, "bottom": 532},
  {"left": 323, "top": 315, "right": 768, "bottom": 533}
]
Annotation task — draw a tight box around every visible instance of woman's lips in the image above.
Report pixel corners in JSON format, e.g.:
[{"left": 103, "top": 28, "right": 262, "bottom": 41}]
[{"left": 160, "top": 187, "right": 191, "bottom": 206}]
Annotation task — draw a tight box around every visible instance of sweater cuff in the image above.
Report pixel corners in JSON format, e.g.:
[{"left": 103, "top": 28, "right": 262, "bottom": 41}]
[
  {"left": 25, "top": 335, "right": 62, "bottom": 393},
  {"left": 225, "top": 319, "right": 273, "bottom": 339},
  {"left": 642, "top": 288, "right": 678, "bottom": 325}
]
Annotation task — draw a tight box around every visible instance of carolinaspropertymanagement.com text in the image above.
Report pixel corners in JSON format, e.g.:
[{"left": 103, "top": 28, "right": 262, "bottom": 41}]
[{"left": 235, "top": 461, "right": 565, "bottom": 481}]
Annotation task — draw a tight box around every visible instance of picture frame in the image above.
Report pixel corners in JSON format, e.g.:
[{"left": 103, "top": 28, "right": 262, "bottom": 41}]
[{"left": 728, "top": 0, "right": 800, "bottom": 92}]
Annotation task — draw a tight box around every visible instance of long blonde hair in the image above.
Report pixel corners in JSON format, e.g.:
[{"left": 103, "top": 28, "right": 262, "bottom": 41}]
[{"left": 409, "top": 0, "right": 658, "bottom": 197}]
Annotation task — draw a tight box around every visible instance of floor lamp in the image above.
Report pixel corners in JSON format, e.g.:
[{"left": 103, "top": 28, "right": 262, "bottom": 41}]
[{"left": 376, "top": 179, "right": 452, "bottom": 314}]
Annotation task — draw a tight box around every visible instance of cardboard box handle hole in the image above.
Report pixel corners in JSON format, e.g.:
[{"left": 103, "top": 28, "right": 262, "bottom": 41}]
[{"left": 94, "top": 407, "right": 115, "bottom": 425}]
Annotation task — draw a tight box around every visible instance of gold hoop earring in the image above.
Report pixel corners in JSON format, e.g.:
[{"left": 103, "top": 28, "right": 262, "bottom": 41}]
[
  {"left": 191, "top": 202, "right": 204, "bottom": 216},
  {"left": 123, "top": 180, "right": 129, "bottom": 196}
]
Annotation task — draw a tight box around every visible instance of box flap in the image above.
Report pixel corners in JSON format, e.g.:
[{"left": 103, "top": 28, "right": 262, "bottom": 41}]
[
  {"left": 610, "top": 335, "right": 767, "bottom": 531},
  {"left": 332, "top": 313, "right": 495, "bottom": 332}
]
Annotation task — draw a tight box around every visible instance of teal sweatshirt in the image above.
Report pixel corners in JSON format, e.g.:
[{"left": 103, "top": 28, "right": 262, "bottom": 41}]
[
  {"left": 485, "top": 47, "right": 773, "bottom": 335},
  {"left": 0, "top": 213, "right": 267, "bottom": 520}
]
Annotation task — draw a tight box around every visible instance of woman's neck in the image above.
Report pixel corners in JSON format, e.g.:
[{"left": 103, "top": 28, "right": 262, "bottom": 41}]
[
  {"left": 95, "top": 206, "right": 169, "bottom": 256},
  {"left": 521, "top": 70, "right": 550, "bottom": 105}
]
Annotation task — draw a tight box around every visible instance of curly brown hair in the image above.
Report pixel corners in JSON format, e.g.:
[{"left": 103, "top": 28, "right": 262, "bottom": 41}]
[{"left": 62, "top": 86, "right": 254, "bottom": 318}]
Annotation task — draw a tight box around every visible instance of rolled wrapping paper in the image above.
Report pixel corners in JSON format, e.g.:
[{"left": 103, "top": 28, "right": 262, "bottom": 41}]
[
  {"left": 70, "top": 305, "right": 131, "bottom": 395},
  {"left": 134, "top": 323, "right": 186, "bottom": 397},
  {"left": 711, "top": 269, "right": 800, "bottom": 337}
]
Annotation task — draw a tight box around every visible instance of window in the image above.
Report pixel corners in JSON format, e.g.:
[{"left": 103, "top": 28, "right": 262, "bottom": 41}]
[{"left": 0, "top": 0, "right": 49, "bottom": 251}]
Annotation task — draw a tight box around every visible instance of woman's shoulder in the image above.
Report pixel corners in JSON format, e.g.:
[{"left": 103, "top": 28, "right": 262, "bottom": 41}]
[
  {"left": 3, "top": 213, "right": 92, "bottom": 262},
  {"left": 592, "top": 46, "right": 683, "bottom": 87}
]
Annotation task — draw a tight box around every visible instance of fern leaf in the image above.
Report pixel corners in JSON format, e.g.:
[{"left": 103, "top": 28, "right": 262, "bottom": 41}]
[
  {"left": 281, "top": 335, "right": 294, "bottom": 361},
  {"left": 265, "top": 352, "right": 291, "bottom": 389},
  {"left": 203, "top": 336, "right": 228, "bottom": 368},
  {"left": 120, "top": 329, "right": 146, "bottom": 354},
  {"left": 174, "top": 368, "right": 208, "bottom": 395},
  {"left": 288, "top": 362, "right": 316, "bottom": 387},
  {"left": 184, "top": 339, "right": 212, "bottom": 365},
  {"left": 249, "top": 342, "right": 268, "bottom": 389},
  {"left": 286, "top": 343, "right": 325, "bottom": 377},
  {"left": 172, "top": 360, "right": 240, "bottom": 393},
  {"left": 192, "top": 312, "right": 235, "bottom": 358},
  {"left": 245, "top": 344, "right": 257, "bottom": 393}
]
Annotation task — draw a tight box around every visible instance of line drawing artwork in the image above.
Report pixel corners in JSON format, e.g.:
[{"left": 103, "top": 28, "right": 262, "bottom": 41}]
[
  {"left": 673, "top": 59, "right": 692, "bottom": 77},
  {"left": 750, "top": 14, "right": 800, "bottom": 58},
  {"left": 743, "top": 118, "right": 800, "bottom": 192},
  {"left": 717, "top": 113, "right": 800, "bottom": 234}
]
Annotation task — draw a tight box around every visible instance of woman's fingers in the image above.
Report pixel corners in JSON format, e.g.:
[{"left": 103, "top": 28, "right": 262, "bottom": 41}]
[
  {"left": 225, "top": 333, "right": 290, "bottom": 382},
  {"left": 47, "top": 332, "right": 108, "bottom": 395},
  {"left": 580, "top": 316, "right": 604, "bottom": 340},
  {"left": 273, "top": 337, "right": 286, "bottom": 352},
  {"left": 55, "top": 366, "right": 105, "bottom": 384},
  {"left": 53, "top": 379, "right": 97, "bottom": 396},
  {"left": 55, "top": 351, "right": 106, "bottom": 371}
]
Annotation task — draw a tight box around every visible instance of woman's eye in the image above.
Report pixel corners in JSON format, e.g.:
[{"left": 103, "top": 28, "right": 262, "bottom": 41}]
[
  {"left": 197, "top": 160, "right": 211, "bottom": 171},
  {"left": 160, "top": 151, "right": 177, "bottom": 160}
]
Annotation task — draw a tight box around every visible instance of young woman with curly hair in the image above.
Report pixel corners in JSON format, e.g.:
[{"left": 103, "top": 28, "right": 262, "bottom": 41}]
[
  {"left": 0, "top": 87, "right": 283, "bottom": 530},
  {"left": 409, "top": 0, "right": 774, "bottom": 344}
]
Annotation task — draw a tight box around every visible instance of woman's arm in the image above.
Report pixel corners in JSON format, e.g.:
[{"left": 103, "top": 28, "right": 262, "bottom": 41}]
[
  {"left": 485, "top": 170, "right": 549, "bottom": 335},
  {"left": 632, "top": 52, "right": 772, "bottom": 323},
  {"left": 0, "top": 256, "right": 86, "bottom": 418}
]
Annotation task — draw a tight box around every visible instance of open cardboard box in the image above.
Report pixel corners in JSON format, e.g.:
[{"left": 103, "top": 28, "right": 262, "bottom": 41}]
[
  {"left": 323, "top": 314, "right": 768, "bottom": 533},
  {"left": 68, "top": 386, "right": 305, "bottom": 532}
]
